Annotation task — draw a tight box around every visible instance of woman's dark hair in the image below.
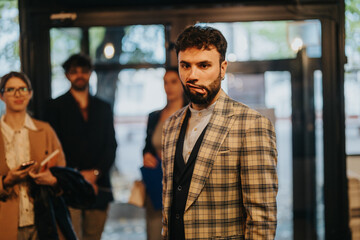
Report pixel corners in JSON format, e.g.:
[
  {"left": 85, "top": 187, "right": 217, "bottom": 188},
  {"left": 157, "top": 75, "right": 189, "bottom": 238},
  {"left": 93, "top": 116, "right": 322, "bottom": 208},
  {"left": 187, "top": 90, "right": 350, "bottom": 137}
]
[
  {"left": 62, "top": 53, "right": 93, "bottom": 73},
  {"left": 0, "top": 71, "right": 32, "bottom": 95},
  {"left": 175, "top": 25, "right": 227, "bottom": 63}
]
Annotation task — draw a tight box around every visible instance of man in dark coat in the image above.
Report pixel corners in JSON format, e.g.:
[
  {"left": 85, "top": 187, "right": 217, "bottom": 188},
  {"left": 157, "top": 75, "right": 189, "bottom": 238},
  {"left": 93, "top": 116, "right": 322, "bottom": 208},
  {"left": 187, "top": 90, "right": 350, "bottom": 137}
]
[{"left": 43, "top": 54, "right": 117, "bottom": 240}]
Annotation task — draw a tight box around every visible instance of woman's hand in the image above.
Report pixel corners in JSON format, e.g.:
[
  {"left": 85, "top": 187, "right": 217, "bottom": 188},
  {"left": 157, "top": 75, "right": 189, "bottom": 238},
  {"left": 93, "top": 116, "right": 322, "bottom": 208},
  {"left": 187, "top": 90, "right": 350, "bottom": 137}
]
[
  {"left": 3, "top": 164, "right": 33, "bottom": 188},
  {"left": 29, "top": 168, "right": 57, "bottom": 187},
  {"left": 143, "top": 152, "right": 158, "bottom": 168}
]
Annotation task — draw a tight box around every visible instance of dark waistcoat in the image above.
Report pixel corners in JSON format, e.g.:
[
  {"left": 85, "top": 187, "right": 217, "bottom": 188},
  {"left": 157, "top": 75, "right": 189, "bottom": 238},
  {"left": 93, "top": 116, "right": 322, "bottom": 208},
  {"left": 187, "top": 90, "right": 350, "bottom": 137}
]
[{"left": 170, "top": 110, "right": 208, "bottom": 240}]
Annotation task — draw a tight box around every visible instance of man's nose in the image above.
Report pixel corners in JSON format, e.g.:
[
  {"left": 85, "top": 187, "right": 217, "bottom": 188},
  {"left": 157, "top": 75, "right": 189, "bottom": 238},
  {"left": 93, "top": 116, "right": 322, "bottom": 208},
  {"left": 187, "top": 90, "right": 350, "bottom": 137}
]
[
  {"left": 188, "top": 66, "right": 198, "bottom": 80},
  {"left": 73, "top": 72, "right": 86, "bottom": 79}
]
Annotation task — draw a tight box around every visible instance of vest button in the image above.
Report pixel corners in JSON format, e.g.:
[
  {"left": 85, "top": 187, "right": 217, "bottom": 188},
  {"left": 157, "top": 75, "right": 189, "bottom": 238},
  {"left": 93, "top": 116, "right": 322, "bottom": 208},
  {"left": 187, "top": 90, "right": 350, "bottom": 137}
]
[
  {"left": 176, "top": 214, "right": 180, "bottom": 219},
  {"left": 177, "top": 185, "right": 182, "bottom": 191}
]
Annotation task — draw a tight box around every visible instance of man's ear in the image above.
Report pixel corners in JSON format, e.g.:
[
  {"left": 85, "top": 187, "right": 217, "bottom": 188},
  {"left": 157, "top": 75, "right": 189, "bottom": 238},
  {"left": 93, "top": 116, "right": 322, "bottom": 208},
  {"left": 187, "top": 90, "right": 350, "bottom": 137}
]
[{"left": 220, "top": 60, "right": 228, "bottom": 80}]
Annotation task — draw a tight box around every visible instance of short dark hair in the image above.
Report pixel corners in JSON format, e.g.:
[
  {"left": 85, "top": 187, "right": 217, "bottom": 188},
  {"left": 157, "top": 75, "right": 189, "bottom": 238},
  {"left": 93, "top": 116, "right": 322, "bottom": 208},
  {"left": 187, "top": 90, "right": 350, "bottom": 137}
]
[
  {"left": 62, "top": 53, "right": 93, "bottom": 73},
  {"left": 175, "top": 25, "right": 227, "bottom": 62},
  {"left": 0, "top": 71, "right": 32, "bottom": 95}
]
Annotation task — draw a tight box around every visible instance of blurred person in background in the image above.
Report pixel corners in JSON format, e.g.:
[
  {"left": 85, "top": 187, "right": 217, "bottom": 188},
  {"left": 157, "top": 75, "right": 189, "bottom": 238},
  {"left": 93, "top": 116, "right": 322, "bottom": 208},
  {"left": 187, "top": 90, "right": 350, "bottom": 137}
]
[
  {"left": 43, "top": 54, "right": 117, "bottom": 240},
  {"left": 142, "top": 67, "right": 187, "bottom": 240}
]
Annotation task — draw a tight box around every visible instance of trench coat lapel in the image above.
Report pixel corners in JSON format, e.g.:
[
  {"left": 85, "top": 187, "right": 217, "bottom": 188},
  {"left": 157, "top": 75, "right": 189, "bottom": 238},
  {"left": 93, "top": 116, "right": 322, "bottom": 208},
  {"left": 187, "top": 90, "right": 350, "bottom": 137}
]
[
  {"left": 0, "top": 124, "right": 9, "bottom": 175},
  {"left": 185, "top": 90, "right": 236, "bottom": 211}
]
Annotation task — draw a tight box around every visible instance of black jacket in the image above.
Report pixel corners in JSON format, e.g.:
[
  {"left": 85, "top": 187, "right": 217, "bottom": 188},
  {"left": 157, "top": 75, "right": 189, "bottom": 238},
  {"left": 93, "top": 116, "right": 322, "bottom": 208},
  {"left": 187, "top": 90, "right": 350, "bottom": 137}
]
[
  {"left": 143, "top": 110, "right": 162, "bottom": 158},
  {"left": 31, "top": 167, "right": 96, "bottom": 240}
]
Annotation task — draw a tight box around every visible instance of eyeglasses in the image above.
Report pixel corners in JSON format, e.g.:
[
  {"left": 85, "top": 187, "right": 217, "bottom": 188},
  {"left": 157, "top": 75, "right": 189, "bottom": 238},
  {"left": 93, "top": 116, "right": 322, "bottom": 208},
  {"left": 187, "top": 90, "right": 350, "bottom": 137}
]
[{"left": 1, "top": 87, "right": 31, "bottom": 96}]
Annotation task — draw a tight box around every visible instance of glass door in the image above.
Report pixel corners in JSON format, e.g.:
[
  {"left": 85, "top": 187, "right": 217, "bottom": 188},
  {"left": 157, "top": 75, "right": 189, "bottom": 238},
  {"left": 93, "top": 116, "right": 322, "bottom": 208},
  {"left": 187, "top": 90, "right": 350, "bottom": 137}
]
[
  {"left": 203, "top": 20, "right": 324, "bottom": 240},
  {"left": 49, "top": 19, "right": 325, "bottom": 239},
  {"left": 50, "top": 24, "right": 168, "bottom": 239}
]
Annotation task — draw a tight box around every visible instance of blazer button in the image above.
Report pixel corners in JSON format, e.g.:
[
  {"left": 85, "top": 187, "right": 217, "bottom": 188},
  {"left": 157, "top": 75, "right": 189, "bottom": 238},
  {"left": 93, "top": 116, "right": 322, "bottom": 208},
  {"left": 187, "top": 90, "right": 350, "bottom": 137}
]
[
  {"left": 177, "top": 185, "right": 182, "bottom": 191},
  {"left": 175, "top": 214, "right": 180, "bottom": 219}
]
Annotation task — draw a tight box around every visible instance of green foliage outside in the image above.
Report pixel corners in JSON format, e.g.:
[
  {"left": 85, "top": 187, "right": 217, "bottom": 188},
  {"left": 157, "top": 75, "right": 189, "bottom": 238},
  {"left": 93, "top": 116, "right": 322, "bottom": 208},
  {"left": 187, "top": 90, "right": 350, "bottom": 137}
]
[
  {"left": 0, "top": 0, "right": 20, "bottom": 75},
  {"left": 345, "top": 0, "right": 360, "bottom": 69},
  {"left": 245, "top": 21, "right": 296, "bottom": 60}
]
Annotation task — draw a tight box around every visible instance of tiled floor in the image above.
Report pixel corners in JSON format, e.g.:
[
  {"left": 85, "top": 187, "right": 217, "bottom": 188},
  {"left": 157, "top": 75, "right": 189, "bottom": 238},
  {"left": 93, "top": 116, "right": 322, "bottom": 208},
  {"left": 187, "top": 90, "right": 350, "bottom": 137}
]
[
  {"left": 101, "top": 202, "right": 146, "bottom": 240},
  {"left": 102, "top": 218, "right": 146, "bottom": 240}
]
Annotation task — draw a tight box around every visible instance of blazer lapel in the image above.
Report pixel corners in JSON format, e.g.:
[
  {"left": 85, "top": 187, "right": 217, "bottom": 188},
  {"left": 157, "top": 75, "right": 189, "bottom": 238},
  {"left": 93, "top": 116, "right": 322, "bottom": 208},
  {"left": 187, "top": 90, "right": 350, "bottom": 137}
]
[
  {"left": 163, "top": 107, "right": 188, "bottom": 219},
  {"left": 185, "top": 90, "right": 236, "bottom": 211}
]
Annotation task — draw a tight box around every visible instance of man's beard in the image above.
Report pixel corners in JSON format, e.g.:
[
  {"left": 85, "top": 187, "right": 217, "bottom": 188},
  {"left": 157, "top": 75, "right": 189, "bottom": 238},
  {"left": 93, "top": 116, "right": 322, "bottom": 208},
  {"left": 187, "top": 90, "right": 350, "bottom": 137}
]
[
  {"left": 71, "top": 78, "right": 89, "bottom": 91},
  {"left": 182, "top": 72, "right": 221, "bottom": 106}
]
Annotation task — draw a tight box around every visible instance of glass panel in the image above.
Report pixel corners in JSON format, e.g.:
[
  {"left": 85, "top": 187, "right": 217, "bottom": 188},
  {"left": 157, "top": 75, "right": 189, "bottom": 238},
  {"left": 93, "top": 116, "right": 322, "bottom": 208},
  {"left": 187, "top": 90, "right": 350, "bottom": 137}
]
[
  {"left": 89, "top": 25, "right": 165, "bottom": 65},
  {"left": 0, "top": 1, "right": 20, "bottom": 115},
  {"left": 265, "top": 72, "right": 293, "bottom": 240},
  {"left": 49, "top": 25, "right": 166, "bottom": 238},
  {"left": 201, "top": 20, "right": 321, "bottom": 62},
  {"left": 202, "top": 20, "right": 322, "bottom": 239},
  {"left": 50, "top": 28, "right": 82, "bottom": 98},
  {"left": 112, "top": 67, "right": 165, "bottom": 198},
  {"left": 109, "top": 68, "right": 166, "bottom": 238},
  {"left": 344, "top": 71, "right": 360, "bottom": 155},
  {"left": 345, "top": 0, "right": 360, "bottom": 155}
]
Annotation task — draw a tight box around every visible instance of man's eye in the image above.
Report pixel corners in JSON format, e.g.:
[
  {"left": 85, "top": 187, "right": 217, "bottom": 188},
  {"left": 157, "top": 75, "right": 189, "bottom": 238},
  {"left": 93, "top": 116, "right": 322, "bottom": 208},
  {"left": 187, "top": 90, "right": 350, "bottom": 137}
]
[
  {"left": 181, "top": 64, "right": 190, "bottom": 69},
  {"left": 81, "top": 68, "right": 91, "bottom": 74},
  {"left": 200, "top": 64, "right": 209, "bottom": 69}
]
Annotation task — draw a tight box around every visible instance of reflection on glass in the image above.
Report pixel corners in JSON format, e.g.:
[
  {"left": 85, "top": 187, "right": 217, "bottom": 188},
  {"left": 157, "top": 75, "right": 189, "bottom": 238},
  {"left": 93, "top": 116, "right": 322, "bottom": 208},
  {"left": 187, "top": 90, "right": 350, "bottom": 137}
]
[
  {"left": 104, "top": 43, "right": 115, "bottom": 59},
  {"left": 287, "top": 20, "right": 322, "bottom": 57},
  {"left": 89, "top": 25, "right": 165, "bottom": 65}
]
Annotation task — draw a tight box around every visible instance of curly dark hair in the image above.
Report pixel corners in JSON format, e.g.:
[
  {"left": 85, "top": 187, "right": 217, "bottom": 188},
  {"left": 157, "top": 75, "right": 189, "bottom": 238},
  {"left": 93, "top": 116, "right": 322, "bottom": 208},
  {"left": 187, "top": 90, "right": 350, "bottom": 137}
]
[
  {"left": 175, "top": 25, "right": 227, "bottom": 63},
  {"left": 62, "top": 53, "right": 93, "bottom": 73}
]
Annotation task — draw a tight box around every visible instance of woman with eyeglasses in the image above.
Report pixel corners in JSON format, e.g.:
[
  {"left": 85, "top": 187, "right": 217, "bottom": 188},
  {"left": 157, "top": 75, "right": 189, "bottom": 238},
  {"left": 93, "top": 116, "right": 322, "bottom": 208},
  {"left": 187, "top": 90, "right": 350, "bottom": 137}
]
[{"left": 0, "top": 71, "right": 80, "bottom": 240}]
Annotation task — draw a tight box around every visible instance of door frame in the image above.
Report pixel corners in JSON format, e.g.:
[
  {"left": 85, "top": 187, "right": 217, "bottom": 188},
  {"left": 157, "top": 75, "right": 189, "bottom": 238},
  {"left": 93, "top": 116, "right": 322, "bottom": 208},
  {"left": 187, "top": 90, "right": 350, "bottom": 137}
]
[{"left": 18, "top": 2, "right": 349, "bottom": 239}]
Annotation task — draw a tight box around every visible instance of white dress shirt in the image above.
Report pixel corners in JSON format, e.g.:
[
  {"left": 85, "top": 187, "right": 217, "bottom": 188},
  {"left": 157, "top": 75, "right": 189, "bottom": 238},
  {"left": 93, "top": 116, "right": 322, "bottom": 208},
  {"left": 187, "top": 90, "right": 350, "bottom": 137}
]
[
  {"left": 1, "top": 114, "right": 37, "bottom": 227},
  {"left": 183, "top": 102, "right": 216, "bottom": 163}
]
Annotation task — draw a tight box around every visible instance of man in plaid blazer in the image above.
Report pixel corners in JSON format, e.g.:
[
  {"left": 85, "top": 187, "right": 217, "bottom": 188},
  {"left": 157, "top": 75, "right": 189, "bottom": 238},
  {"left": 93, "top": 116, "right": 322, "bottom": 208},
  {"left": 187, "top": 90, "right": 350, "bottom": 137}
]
[{"left": 161, "top": 25, "right": 278, "bottom": 239}]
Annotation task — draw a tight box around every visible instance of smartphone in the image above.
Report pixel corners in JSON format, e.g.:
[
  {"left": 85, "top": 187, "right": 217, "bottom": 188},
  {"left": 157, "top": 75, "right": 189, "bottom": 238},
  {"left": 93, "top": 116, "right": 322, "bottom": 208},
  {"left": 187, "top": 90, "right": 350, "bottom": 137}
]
[{"left": 19, "top": 161, "right": 35, "bottom": 170}]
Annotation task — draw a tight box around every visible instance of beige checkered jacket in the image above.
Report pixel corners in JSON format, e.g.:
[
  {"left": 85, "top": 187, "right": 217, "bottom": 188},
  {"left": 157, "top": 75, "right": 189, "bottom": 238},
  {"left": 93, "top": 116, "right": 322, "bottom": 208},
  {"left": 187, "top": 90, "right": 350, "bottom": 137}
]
[{"left": 161, "top": 90, "right": 278, "bottom": 240}]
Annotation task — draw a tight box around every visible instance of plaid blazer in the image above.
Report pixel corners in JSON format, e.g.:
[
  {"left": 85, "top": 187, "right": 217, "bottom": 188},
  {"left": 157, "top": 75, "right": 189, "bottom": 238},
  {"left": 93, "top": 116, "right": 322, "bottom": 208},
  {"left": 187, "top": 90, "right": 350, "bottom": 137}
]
[{"left": 162, "top": 90, "right": 278, "bottom": 240}]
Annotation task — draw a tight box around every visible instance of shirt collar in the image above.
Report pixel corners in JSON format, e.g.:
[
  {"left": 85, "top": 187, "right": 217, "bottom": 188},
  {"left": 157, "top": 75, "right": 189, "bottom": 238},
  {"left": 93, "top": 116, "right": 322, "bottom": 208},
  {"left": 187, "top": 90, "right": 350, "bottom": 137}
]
[
  {"left": 24, "top": 114, "right": 37, "bottom": 131},
  {"left": 189, "top": 101, "right": 216, "bottom": 118},
  {"left": 1, "top": 115, "right": 13, "bottom": 143},
  {"left": 1, "top": 113, "right": 37, "bottom": 136}
]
